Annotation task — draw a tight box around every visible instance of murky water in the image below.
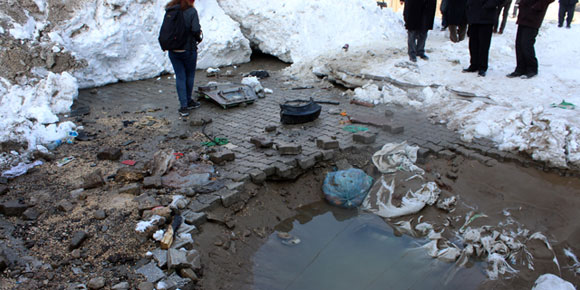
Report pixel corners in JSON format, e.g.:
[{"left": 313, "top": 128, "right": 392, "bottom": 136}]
[{"left": 252, "top": 202, "right": 486, "bottom": 290}]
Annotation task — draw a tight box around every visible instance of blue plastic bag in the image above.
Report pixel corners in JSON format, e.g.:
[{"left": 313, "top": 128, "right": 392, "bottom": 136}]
[{"left": 323, "top": 168, "right": 373, "bottom": 208}]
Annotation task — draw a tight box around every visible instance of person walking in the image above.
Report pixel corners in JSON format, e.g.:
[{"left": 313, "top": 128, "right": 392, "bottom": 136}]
[
  {"left": 446, "top": 0, "right": 468, "bottom": 42},
  {"left": 494, "top": 0, "right": 513, "bottom": 33},
  {"left": 463, "top": 0, "right": 503, "bottom": 77},
  {"left": 506, "top": 0, "right": 554, "bottom": 78},
  {"left": 558, "top": 0, "right": 578, "bottom": 28},
  {"left": 401, "top": 0, "right": 437, "bottom": 62},
  {"left": 163, "top": 0, "right": 203, "bottom": 117}
]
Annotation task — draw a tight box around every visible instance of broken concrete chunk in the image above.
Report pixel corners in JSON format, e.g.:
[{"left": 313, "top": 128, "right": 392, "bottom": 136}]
[
  {"left": 0, "top": 200, "right": 29, "bottom": 216},
  {"left": 22, "top": 207, "right": 40, "bottom": 220},
  {"left": 209, "top": 149, "right": 235, "bottom": 164},
  {"left": 116, "top": 167, "right": 144, "bottom": 183},
  {"left": 143, "top": 176, "right": 162, "bottom": 189},
  {"left": 97, "top": 148, "right": 122, "bottom": 161},
  {"left": 353, "top": 131, "right": 376, "bottom": 144},
  {"left": 136, "top": 262, "right": 165, "bottom": 283},
  {"left": 118, "top": 183, "right": 141, "bottom": 195},
  {"left": 152, "top": 249, "right": 167, "bottom": 268},
  {"left": 182, "top": 210, "right": 207, "bottom": 227},
  {"left": 82, "top": 170, "right": 105, "bottom": 189},
  {"left": 250, "top": 136, "right": 274, "bottom": 148}
]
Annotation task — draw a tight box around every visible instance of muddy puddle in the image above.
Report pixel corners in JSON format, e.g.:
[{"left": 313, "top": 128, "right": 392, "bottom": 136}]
[{"left": 252, "top": 202, "right": 486, "bottom": 290}]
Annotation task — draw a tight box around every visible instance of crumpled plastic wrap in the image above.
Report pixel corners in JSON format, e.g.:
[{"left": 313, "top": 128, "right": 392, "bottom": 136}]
[{"left": 371, "top": 141, "right": 425, "bottom": 174}]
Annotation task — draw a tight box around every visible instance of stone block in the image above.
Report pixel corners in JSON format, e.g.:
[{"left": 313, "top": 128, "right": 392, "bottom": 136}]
[
  {"left": 219, "top": 188, "right": 243, "bottom": 208},
  {"left": 182, "top": 210, "right": 207, "bottom": 227},
  {"left": 316, "top": 137, "right": 339, "bottom": 149},
  {"left": 249, "top": 169, "right": 267, "bottom": 184},
  {"left": 274, "top": 163, "right": 293, "bottom": 179},
  {"left": 143, "top": 176, "right": 162, "bottom": 189},
  {"left": 0, "top": 200, "right": 29, "bottom": 216},
  {"left": 116, "top": 167, "right": 144, "bottom": 183},
  {"left": 167, "top": 249, "right": 188, "bottom": 269},
  {"left": 179, "top": 268, "right": 199, "bottom": 282},
  {"left": 297, "top": 156, "right": 316, "bottom": 170},
  {"left": 209, "top": 149, "right": 235, "bottom": 164},
  {"left": 384, "top": 123, "right": 404, "bottom": 134},
  {"left": 187, "top": 194, "right": 220, "bottom": 212},
  {"left": 321, "top": 150, "right": 335, "bottom": 161},
  {"left": 136, "top": 262, "right": 165, "bottom": 283},
  {"left": 250, "top": 136, "right": 274, "bottom": 148},
  {"left": 437, "top": 150, "right": 455, "bottom": 160},
  {"left": 157, "top": 273, "right": 192, "bottom": 290},
  {"left": 353, "top": 132, "right": 376, "bottom": 144},
  {"left": 97, "top": 147, "right": 122, "bottom": 161},
  {"left": 118, "top": 183, "right": 141, "bottom": 195},
  {"left": 82, "top": 170, "right": 105, "bottom": 189},
  {"left": 151, "top": 249, "right": 167, "bottom": 268},
  {"left": 277, "top": 143, "right": 302, "bottom": 155}
]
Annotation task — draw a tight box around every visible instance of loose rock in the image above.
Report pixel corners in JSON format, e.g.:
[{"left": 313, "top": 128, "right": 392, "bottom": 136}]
[
  {"left": 97, "top": 148, "right": 122, "bottom": 161},
  {"left": 87, "top": 277, "right": 105, "bottom": 289},
  {"left": 69, "top": 231, "right": 89, "bottom": 250}
]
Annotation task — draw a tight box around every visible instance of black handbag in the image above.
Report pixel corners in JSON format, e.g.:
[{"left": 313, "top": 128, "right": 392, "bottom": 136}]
[{"left": 280, "top": 98, "right": 322, "bottom": 124}]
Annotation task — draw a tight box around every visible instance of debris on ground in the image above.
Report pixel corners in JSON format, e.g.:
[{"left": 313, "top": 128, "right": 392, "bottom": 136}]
[{"left": 323, "top": 168, "right": 373, "bottom": 208}]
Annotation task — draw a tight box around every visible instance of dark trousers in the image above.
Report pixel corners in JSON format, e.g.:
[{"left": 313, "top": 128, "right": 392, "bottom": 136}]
[
  {"left": 494, "top": 0, "right": 512, "bottom": 32},
  {"left": 468, "top": 24, "right": 493, "bottom": 72},
  {"left": 559, "top": 3, "right": 576, "bottom": 26},
  {"left": 514, "top": 25, "right": 539, "bottom": 75},
  {"left": 168, "top": 50, "right": 198, "bottom": 109},
  {"left": 449, "top": 25, "right": 467, "bottom": 42},
  {"left": 407, "top": 30, "right": 428, "bottom": 58}
]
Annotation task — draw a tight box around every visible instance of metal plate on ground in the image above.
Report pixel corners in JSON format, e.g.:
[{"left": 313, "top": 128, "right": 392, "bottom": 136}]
[{"left": 196, "top": 83, "right": 258, "bottom": 109}]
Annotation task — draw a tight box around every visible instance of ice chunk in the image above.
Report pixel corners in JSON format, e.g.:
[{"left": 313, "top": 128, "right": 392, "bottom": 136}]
[{"left": 532, "top": 274, "right": 575, "bottom": 290}]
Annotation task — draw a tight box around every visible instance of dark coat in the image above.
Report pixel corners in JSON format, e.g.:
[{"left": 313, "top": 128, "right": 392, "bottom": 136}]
[
  {"left": 558, "top": 0, "right": 577, "bottom": 5},
  {"left": 445, "top": 0, "right": 468, "bottom": 25},
  {"left": 517, "top": 0, "right": 554, "bottom": 28},
  {"left": 403, "top": 0, "right": 437, "bottom": 30},
  {"left": 466, "top": 0, "right": 503, "bottom": 24},
  {"left": 168, "top": 5, "right": 202, "bottom": 51}
]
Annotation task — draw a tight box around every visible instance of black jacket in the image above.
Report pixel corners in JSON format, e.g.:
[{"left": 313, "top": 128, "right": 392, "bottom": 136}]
[
  {"left": 466, "top": 0, "right": 503, "bottom": 24},
  {"left": 445, "top": 0, "right": 468, "bottom": 25},
  {"left": 559, "top": 0, "right": 577, "bottom": 5},
  {"left": 403, "top": 0, "right": 437, "bottom": 30},
  {"left": 168, "top": 5, "right": 202, "bottom": 51},
  {"left": 517, "top": 0, "right": 554, "bottom": 28}
]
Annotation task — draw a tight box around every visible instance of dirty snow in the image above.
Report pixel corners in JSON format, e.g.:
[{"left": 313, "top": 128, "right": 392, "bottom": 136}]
[{"left": 532, "top": 274, "right": 576, "bottom": 290}]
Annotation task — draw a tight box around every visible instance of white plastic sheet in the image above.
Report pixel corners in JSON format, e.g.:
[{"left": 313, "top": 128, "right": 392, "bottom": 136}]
[{"left": 371, "top": 141, "right": 425, "bottom": 174}]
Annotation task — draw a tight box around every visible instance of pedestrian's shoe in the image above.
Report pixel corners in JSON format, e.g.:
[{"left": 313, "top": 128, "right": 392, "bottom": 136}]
[
  {"left": 187, "top": 100, "right": 201, "bottom": 110},
  {"left": 522, "top": 72, "right": 537, "bottom": 79},
  {"left": 558, "top": 23, "right": 563, "bottom": 27},
  {"left": 566, "top": 24, "right": 571, "bottom": 29},
  {"left": 506, "top": 71, "right": 523, "bottom": 78},
  {"left": 418, "top": 54, "right": 429, "bottom": 60},
  {"left": 478, "top": 70, "right": 486, "bottom": 77},
  {"left": 493, "top": 28, "right": 498, "bottom": 33},
  {"left": 409, "top": 56, "right": 417, "bottom": 62},
  {"left": 462, "top": 67, "right": 478, "bottom": 73},
  {"left": 178, "top": 107, "right": 190, "bottom": 117},
  {"left": 498, "top": 28, "right": 504, "bottom": 34}
]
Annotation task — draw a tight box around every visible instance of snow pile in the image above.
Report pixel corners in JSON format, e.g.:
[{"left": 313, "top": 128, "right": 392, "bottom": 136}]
[
  {"left": 0, "top": 72, "right": 77, "bottom": 148},
  {"left": 305, "top": 23, "right": 580, "bottom": 168},
  {"left": 532, "top": 274, "right": 575, "bottom": 290},
  {"left": 217, "top": 0, "right": 404, "bottom": 63},
  {"left": 46, "top": 0, "right": 250, "bottom": 88}
]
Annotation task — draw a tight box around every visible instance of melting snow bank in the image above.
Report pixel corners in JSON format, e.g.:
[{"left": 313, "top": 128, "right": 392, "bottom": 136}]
[
  {"left": 216, "top": 0, "right": 405, "bottom": 63},
  {"left": 292, "top": 23, "right": 580, "bottom": 168},
  {"left": 0, "top": 73, "right": 77, "bottom": 149}
]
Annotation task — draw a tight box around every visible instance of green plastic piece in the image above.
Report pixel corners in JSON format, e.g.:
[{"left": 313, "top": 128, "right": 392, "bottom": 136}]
[
  {"left": 342, "top": 125, "right": 369, "bottom": 133},
  {"left": 550, "top": 100, "right": 576, "bottom": 110}
]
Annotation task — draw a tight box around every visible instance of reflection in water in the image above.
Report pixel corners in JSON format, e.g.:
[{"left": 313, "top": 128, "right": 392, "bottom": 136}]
[{"left": 253, "top": 202, "right": 486, "bottom": 290}]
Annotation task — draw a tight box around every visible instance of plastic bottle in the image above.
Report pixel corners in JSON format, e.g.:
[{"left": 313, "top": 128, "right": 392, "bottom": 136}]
[{"left": 46, "top": 139, "right": 62, "bottom": 151}]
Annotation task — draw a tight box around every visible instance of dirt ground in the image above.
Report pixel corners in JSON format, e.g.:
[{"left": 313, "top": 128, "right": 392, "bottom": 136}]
[{"left": 1, "top": 56, "right": 580, "bottom": 290}]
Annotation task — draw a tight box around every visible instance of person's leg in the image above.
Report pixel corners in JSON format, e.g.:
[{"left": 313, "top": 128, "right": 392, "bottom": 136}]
[
  {"left": 466, "top": 24, "right": 480, "bottom": 71},
  {"left": 417, "top": 30, "right": 428, "bottom": 58},
  {"left": 566, "top": 4, "right": 575, "bottom": 27},
  {"left": 458, "top": 24, "right": 467, "bottom": 41},
  {"left": 408, "top": 30, "right": 418, "bottom": 61},
  {"left": 514, "top": 25, "right": 526, "bottom": 74},
  {"left": 520, "top": 25, "right": 539, "bottom": 76},
  {"left": 477, "top": 24, "right": 493, "bottom": 73},
  {"left": 449, "top": 25, "right": 458, "bottom": 42},
  {"left": 559, "top": 3, "right": 566, "bottom": 27},
  {"left": 499, "top": 1, "right": 511, "bottom": 33},
  {"left": 183, "top": 50, "right": 198, "bottom": 103},
  {"left": 168, "top": 51, "right": 189, "bottom": 109}
]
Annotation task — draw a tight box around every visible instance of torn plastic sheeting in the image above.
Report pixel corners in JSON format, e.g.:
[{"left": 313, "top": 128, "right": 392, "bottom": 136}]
[
  {"left": 563, "top": 248, "right": 580, "bottom": 274},
  {"left": 150, "top": 149, "right": 175, "bottom": 177},
  {"left": 486, "top": 253, "right": 518, "bottom": 280},
  {"left": 1, "top": 160, "right": 43, "bottom": 178},
  {"left": 362, "top": 175, "right": 440, "bottom": 218},
  {"left": 372, "top": 141, "right": 425, "bottom": 174},
  {"left": 322, "top": 168, "right": 373, "bottom": 208},
  {"left": 529, "top": 232, "right": 561, "bottom": 275}
]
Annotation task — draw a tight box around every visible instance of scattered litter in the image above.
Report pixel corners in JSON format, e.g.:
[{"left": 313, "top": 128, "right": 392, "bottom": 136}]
[
  {"left": 459, "top": 212, "right": 488, "bottom": 232},
  {"left": 487, "top": 253, "right": 518, "bottom": 280},
  {"left": 340, "top": 111, "right": 348, "bottom": 117},
  {"left": 532, "top": 274, "right": 576, "bottom": 290},
  {"left": 280, "top": 98, "right": 322, "bottom": 124},
  {"left": 277, "top": 232, "right": 301, "bottom": 246},
  {"left": 264, "top": 88, "right": 273, "bottom": 94},
  {"left": 436, "top": 196, "right": 457, "bottom": 212},
  {"left": 121, "top": 160, "right": 136, "bottom": 166},
  {"left": 372, "top": 141, "right": 425, "bottom": 174},
  {"left": 244, "top": 70, "right": 270, "bottom": 79},
  {"left": 528, "top": 232, "right": 561, "bottom": 274},
  {"left": 323, "top": 168, "right": 374, "bottom": 208},
  {"left": 153, "top": 230, "right": 165, "bottom": 241},
  {"left": 202, "top": 137, "right": 229, "bottom": 147},
  {"left": 206, "top": 67, "right": 221, "bottom": 77},
  {"left": 1, "top": 160, "right": 44, "bottom": 178},
  {"left": 350, "top": 99, "right": 375, "bottom": 107},
  {"left": 173, "top": 152, "right": 184, "bottom": 160},
  {"left": 150, "top": 149, "right": 175, "bottom": 176},
  {"left": 563, "top": 248, "right": 580, "bottom": 274},
  {"left": 291, "top": 85, "right": 314, "bottom": 90},
  {"left": 57, "top": 156, "right": 75, "bottom": 167},
  {"left": 342, "top": 125, "right": 368, "bottom": 133},
  {"left": 550, "top": 100, "right": 576, "bottom": 110},
  {"left": 363, "top": 176, "right": 440, "bottom": 218},
  {"left": 135, "top": 215, "right": 163, "bottom": 233}
]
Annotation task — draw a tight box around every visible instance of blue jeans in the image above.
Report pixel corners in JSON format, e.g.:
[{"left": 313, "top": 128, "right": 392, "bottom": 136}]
[{"left": 168, "top": 50, "right": 197, "bottom": 109}]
